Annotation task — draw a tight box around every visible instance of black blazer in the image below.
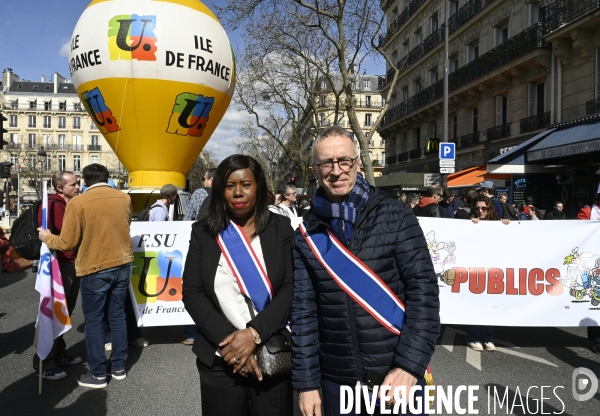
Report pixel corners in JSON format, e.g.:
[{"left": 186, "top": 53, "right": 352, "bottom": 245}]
[{"left": 182, "top": 213, "right": 294, "bottom": 366}]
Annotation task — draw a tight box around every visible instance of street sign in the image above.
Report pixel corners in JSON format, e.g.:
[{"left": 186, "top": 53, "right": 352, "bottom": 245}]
[
  {"left": 439, "top": 142, "right": 456, "bottom": 160},
  {"left": 440, "top": 167, "right": 456, "bottom": 174},
  {"left": 439, "top": 160, "right": 455, "bottom": 167},
  {"left": 424, "top": 173, "right": 441, "bottom": 187}
]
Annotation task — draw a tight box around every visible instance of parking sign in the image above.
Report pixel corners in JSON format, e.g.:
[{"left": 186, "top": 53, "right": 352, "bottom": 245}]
[{"left": 439, "top": 142, "right": 456, "bottom": 160}]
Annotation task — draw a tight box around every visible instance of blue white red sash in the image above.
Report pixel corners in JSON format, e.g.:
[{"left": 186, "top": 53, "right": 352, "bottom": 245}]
[
  {"left": 299, "top": 223, "right": 405, "bottom": 335},
  {"left": 217, "top": 222, "right": 273, "bottom": 312}
]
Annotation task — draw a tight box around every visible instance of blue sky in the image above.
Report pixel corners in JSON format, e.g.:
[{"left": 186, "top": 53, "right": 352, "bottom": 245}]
[{"left": 0, "top": 0, "right": 383, "bottom": 160}]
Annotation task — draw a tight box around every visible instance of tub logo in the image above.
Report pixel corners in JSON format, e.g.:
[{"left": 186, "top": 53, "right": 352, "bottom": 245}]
[
  {"left": 166, "top": 93, "right": 215, "bottom": 137},
  {"left": 131, "top": 251, "right": 183, "bottom": 303},
  {"left": 80, "top": 87, "right": 120, "bottom": 134},
  {"left": 108, "top": 14, "right": 157, "bottom": 61}
]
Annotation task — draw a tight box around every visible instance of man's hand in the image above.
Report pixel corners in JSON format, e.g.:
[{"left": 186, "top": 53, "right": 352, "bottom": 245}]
[
  {"left": 299, "top": 390, "right": 322, "bottom": 416},
  {"left": 379, "top": 368, "right": 417, "bottom": 406},
  {"left": 38, "top": 228, "right": 51, "bottom": 242}
]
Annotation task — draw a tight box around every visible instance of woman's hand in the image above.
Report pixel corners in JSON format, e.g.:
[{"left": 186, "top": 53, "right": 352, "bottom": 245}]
[
  {"left": 237, "top": 354, "right": 263, "bottom": 381},
  {"left": 219, "top": 328, "right": 255, "bottom": 373},
  {"left": 471, "top": 218, "right": 479, "bottom": 224},
  {"left": 38, "top": 228, "right": 51, "bottom": 242},
  {"left": 501, "top": 219, "right": 510, "bottom": 225}
]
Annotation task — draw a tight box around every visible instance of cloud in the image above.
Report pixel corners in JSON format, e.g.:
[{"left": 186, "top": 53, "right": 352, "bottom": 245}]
[
  {"left": 203, "top": 106, "right": 257, "bottom": 162},
  {"left": 58, "top": 39, "right": 70, "bottom": 58}
]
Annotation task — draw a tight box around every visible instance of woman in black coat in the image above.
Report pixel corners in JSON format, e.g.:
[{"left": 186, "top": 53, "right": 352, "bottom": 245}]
[{"left": 182, "top": 154, "right": 294, "bottom": 416}]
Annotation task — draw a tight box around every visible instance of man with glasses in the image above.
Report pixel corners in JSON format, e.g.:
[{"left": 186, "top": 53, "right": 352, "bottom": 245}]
[
  {"left": 184, "top": 168, "right": 216, "bottom": 221},
  {"left": 412, "top": 185, "right": 445, "bottom": 217},
  {"left": 292, "top": 126, "right": 439, "bottom": 415},
  {"left": 279, "top": 185, "right": 298, "bottom": 218}
]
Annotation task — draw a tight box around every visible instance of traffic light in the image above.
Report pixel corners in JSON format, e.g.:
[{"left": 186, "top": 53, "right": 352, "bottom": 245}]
[
  {"left": 289, "top": 177, "right": 296, "bottom": 185},
  {"left": 0, "top": 162, "right": 13, "bottom": 178},
  {"left": 0, "top": 112, "right": 7, "bottom": 150}
]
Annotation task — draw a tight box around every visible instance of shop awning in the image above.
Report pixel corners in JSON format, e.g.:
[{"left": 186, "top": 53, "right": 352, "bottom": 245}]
[
  {"left": 527, "top": 120, "right": 600, "bottom": 161},
  {"left": 447, "top": 165, "right": 510, "bottom": 188},
  {"left": 487, "top": 128, "right": 557, "bottom": 174}
]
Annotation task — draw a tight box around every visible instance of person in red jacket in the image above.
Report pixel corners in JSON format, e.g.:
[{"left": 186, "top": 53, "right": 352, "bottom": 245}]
[
  {"left": 576, "top": 193, "right": 600, "bottom": 220},
  {"left": 33, "top": 171, "right": 81, "bottom": 380},
  {"left": 0, "top": 226, "right": 10, "bottom": 255}
]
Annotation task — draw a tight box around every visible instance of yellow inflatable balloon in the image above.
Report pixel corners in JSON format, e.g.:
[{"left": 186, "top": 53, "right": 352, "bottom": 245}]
[{"left": 69, "top": 0, "right": 235, "bottom": 187}]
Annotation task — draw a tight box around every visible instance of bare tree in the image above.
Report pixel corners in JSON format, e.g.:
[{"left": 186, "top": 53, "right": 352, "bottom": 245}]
[
  {"left": 214, "top": 0, "right": 402, "bottom": 185},
  {"left": 186, "top": 151, "right": 220, "bottom": 192},
  {"left": 234, "top": 120, "right": 294, "bottom": 192}
]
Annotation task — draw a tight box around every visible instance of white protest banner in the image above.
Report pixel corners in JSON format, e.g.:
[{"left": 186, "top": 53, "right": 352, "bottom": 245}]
[
  {"left": 129, "top": 222, "right": 194, "bottom": 327},
  {"left": 129, "top": 219, "right": 600, "bottom": 327},
  {"left": 417, "top": 218, "right": 600, "bottom": 327}
]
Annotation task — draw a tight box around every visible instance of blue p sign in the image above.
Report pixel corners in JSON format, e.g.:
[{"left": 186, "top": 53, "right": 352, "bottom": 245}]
[{"left": 439, "top": 143, "right": 456, "bottom": 160}]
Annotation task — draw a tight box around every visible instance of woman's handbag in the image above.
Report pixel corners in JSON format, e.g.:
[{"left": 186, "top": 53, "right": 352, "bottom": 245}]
[{"left": 245, "top": 298, "right": 292, "bottom": 378}]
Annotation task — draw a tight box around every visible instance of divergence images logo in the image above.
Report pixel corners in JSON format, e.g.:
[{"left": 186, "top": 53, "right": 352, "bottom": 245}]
[
  {"left": 572, "top": 367, "right": 598, "bottom": 401},
  {"left": 80, "top": 88, "right": 120, "bottom": 134},
  {"left": 131, "top": 251, "right": 183, "bottom": 304},
  {"left": 108, "top": 14, "right": 157, "bottom": 61},
  {"left": 167, "top": 93, "right": 215, "bottom": 137}
]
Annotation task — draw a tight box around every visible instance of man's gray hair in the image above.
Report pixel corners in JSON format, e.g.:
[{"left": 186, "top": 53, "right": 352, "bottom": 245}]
[
  {"left": 312, "top": 126, "right": 357, "bottom": 160},
  {"left": 407, "top": 193, "right": 420, "bottom": 205},
  {"left": 52, "top": 171, "right": 75, "bottom": 190},
  {"left": 284, "top": 185, "right": 296, "bottom": 196}
]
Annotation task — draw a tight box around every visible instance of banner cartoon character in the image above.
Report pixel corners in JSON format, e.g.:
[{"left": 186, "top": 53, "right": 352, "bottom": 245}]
[
  {"left": 423, "top": 231, "right": 456, "bottom": 285},
  {"left": 562, "top": 248, "right": 600, "bottom": 304}
]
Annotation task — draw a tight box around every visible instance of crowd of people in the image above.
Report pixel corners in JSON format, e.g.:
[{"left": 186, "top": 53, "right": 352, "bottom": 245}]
[{"left": 21, "top": 124, "right": 600, "bottom": 415}]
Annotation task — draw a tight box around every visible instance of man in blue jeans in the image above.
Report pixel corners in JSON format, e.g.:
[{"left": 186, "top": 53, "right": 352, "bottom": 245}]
[{"left": 39, "top": 163, "right": 134, "bottom": 388}]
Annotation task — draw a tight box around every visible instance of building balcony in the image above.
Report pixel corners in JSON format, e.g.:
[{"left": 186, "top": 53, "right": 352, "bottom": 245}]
[
  {"left": 586, "top": 99, "right": 600, "bottom": 116},
  {"left": 541, "top": 0, "right": 600, "bottom": 36},
  {"left": 486, "top": 123, "right": 511, "bottom": 140},
  {"left": 88, "top": 145, "right": 102, "bottom": 151},
  {"left": 372, "top": 159, "right": 385, "bottom": 167},
  {"left": 6, "top": 143, "right": 21, "bottom": 150},
  {"left": 457, "top": 132, "right": 480, "bottom": 149},
  {"left": 377, "top": 0, "right": 425, "bottom": 47},
  {"left": 380, "top": 23, "right": 549, "bottom": 129},
  {"left": 409, "top": 148, "right": 422, "bottom": 160},
  {"left": 520, "top": 111, "right": 551, "bottom": 133},
  {"left": 3, "top": 104, "right": 86, "bottom": 113},
  {"left": 398, "top": 152, "right": 409, "bottom": 163},
  {"left": 386, "top": 154, "right": 398, "bottom": 165}
]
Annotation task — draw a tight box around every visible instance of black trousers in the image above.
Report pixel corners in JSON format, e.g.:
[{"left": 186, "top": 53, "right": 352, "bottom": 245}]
[
  {"left": 33, "top": 263, "right": 79, "bottom": 370},
  {"left": 196, "top": 356, "right": 292, "bottom": 416}
]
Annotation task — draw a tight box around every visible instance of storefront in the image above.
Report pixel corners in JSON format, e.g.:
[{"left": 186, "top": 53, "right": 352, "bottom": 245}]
[{"left": 374, "top": 172, "right": 441, "bottom": 198}]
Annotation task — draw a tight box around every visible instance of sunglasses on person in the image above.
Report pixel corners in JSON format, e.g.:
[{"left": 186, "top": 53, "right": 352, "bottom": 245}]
[{"left": 474, "top": 206, "right": 488, "bottom": 212}]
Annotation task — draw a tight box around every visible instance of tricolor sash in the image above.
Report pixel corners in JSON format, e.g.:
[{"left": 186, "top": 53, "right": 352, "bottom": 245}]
[
  {"left": 217, "top": 222, "right": 273, "bottom": 312},
  {"left": 299, "top": 223, "right": 406, "bottom": 335}
]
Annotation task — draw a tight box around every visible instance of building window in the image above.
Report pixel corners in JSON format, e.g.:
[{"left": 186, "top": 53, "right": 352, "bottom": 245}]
[
  {"left": 43, "top": 155, "right": 51, "bottom": 171},
  {"left": 319, "top": 113, "right": 326, "bottom": 127},
  {"left": 43, "top": 116, "right": 51, "bottom": 129},
  {"left": 73, "top": 155, "right": 81, "bottom": 173},
  {"left": 432, "top": 122, "right": 437, "bottom": 139},
  {"left": 91, "top": 135, "right": 99, "bottom": 146},
  {"left": 42, "top": 134, "right": 52, "bottom": 146},
  {"left": 413, "top": 78, "right": 422, "bottom": 94},
  {"left": 9, "top": 115, "right": 17, "bottom": 127},
  {"left": 494, "top": 23, "right": 509, "bottom": 47},
  {"left": 528, "top": 82, "right": 546, "bottom": 116},
  {"left": 10, "top": 154, "right": 18, "bottom": 166},
  {"left": 28, "top": 134, "right": 36, "bottom": 148},
  {"left": 401, "top": 86, "right": 409, "bottom": 102},
  {"left": 467, "top": 42, "right": 479, "bottom": 63},
  {"left": 28, "top": 115, "right": 36, "bottom": 128},
  {"left": 429, "top": 69, "right": 438, "bottom": 86},
  {"left": 29, "top": 100, "right": 37, "bottom": 110},
  {"left": 365, "top": 95, "right": 372, "bottom": 107},
  {"left": 528, "top": 3, "right": 540, "bottom": 26},
  {"left": 90, "top": 122, "right": 98, "bottom": 130},
  {"left": 414, "top": 28, "right": 422, "bottom": 46},
  {"left": 449, "top": 54, "right": 459, "bottom": 73},
  {"left": 453, "top": 115, "right": 458, "bottom": 139},
  {"left": 10, "top": 133, "right": 18, "bottom": 144},
  {"left": 58, "top": 116, "right": 66, "bottom": 129},
  {"left": 496, "top": 96, "right": 508, "bottom": 126},
  {"left": 430, "top": 13, "right": 439, "bottom": 33},
  {"left": 73, "top": 117, "right": 81, "bottom": 129},
  {"left": 58, "top": 134, "right": 66, "bottom": 149},
  {"left": 11, "top": 101, "right": 18, "bottom": 110},
  {"left": 58, "top": 155, "right": 66, "bottom": 171},
  {"left": 363, "top": 79, "right": 371, "bottom": 89},
  {"left": 365, "top": 114, "right": 372, "bottom": 127},
  {"left": 73, "top": 103, "right": 82, "bottom": 112},
  {"left": 73, "top": 135, "right": 82, "bottom": 150},
  {"left": 402, "top": 40, "right": 409, "bottom": 57},
  {"left": 44, "top": 101, "right": 52, "bottom": 111},
  {"left": 449, "top": 0, "right": 458, "bottom": 16},
  {"left": 59, "top": 102, "right": 67, "bottom": 111},
  {"left": 91, "top": 155, "right": 99, "bottom": 164},
  {"left": 472, "top": 107, "right": 479, "bottom": 133},
  {"left": 596, "top": 48, "right": 600, "bottom": 99},
  {"left": 320, "top": 96, "right": 326, "bottom": 106}
]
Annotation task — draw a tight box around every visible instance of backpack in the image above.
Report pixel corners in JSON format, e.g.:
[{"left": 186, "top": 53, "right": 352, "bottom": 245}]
[
  {"left": 11, "top": 198, "right": 66, "bottom": 260},
  {"left": 136, "top": 202, "right": 162, "bottom": 221}
]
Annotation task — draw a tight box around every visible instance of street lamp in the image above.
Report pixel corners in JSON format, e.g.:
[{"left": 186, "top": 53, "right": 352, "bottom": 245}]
[{"left": 37, "top": 146, "right": 47, "bottom": 198}]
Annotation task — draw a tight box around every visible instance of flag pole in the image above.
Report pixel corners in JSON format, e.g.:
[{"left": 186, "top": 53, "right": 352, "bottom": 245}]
[{"left": 39, "top": 357, "right": 42, "bottom": 394}]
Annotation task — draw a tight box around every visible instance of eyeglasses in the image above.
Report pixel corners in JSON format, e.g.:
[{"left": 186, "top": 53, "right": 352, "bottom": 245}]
[
  {"left": 315, "top": 156, "right": 358, "bottom": 174},
  {"left": 474, "top": 206, "right": 488, "bottom": 212}
]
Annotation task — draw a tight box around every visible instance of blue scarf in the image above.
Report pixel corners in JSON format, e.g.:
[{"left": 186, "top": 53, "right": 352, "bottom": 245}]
[{"left": 313, "top": 173, "right": 371, "bottom": 245}]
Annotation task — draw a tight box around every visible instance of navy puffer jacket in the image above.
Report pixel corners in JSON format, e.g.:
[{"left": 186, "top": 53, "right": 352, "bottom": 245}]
[{"left": 291, "top": 187, "right": 440, "bottom": 392}]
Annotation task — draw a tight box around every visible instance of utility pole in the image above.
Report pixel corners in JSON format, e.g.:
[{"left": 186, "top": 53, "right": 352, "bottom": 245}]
[{"left": 442, "top": 0, "right": 450, "bottom": 189}]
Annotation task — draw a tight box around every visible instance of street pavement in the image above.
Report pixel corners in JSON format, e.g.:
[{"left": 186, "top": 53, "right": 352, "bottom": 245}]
[{"left": 1, "top": 269, "right": 600, "bottom": 415}]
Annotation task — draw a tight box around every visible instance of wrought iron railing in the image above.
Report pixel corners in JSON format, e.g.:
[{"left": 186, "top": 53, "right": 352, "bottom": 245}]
[
  {"left": 458, "top": 132, "right": 480, "bottom": 149},
  {"left": 372, "top": 159, "right": 385, "bottom": 167},
  {"left": 449, "top": 0, "right": 482, "bottom": 33},
  {"left": 386, "top": 154, "right": 398, "bottom": 166},
  {"left": 398, "top": 151, "right": 409, "bottom": 163},
  {"left": 586, "top": 99, "right": 600, "bottom": 116},
  {"left": 4, "top": 104, "right": 87, "bottom": 112},
  {"left": 378, "top": 0, "right": 425, "bottom": 47},
  {"left": 541, "top": 0, "right": 600, "bottom": 36},
  {"left": 423, "top": 29, "right": 444, "bottom": 55},
  {"left": 88, "top": 145, "right": 102, "bottom": 151},
  {"left": 7, "top": 143, "right": 21, "bottom": 150},
  {"left": 520, "top": 111, "right": 551, "bottom": 133},
  {"left": 486, "top": 123, "right": 511, "bottom": 140},
  {"left": 406, "top": 43, "right": 424, "bottom": 67},
  {"left": 380, "top": 23, "right": 549, "bottom": 128}
]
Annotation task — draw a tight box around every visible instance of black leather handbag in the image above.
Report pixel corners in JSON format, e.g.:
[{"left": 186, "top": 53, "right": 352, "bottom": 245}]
[{"left": 245, "top": 298, "right": 292, "bottom": 378}]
